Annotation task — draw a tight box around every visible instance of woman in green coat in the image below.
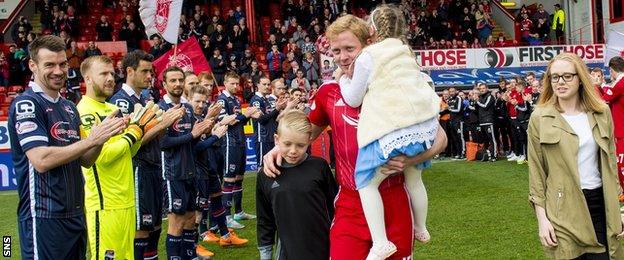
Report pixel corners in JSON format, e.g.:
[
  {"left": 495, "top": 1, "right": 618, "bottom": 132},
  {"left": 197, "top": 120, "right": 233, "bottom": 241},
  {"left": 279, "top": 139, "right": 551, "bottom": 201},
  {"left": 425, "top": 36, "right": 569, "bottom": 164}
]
[{"left": 528, "top": 52, "right": 624, "bottom": 259}]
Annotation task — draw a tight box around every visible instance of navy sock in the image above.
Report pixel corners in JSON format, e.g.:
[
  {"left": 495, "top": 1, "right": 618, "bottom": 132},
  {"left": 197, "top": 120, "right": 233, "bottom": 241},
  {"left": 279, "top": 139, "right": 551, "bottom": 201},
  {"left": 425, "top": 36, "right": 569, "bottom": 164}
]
[
  {"left": 199, "top": 210, "right": 209, "bottom": 234},
  {"left": 222, "top": 181, "right": 236, "bottom": 216},
  {"left": 134, "top": 237, "right": 149, "bottom": 260},
  {"left": 210, "top": 195, "right": 229, "bottom": 236},
  {"left": 182, "top": 229, "right": 197, "bottom": 258},
  {"left": 233, "top": 180, "right": 243, "bottom": 214},
  {"left": 145, "top": 228, "right": 161, "bottom": 259},
  {"left": 165, "top": 234, "right": 182, "bottom": 259}
]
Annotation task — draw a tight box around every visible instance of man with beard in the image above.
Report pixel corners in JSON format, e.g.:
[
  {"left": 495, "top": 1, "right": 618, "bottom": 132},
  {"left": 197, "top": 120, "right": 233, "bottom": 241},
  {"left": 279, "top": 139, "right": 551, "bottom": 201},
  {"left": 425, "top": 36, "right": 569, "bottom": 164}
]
[
  {"left": 10, "top": 35, "right": 125, "bottom": 260},
  {"left": 158, "top": 66, "right": 214, "bottom": 259},
  {"left": 109, "top": 50, "right": 183, "bottom": 260},
  {"left": 250, "top": 75, "right": 287, "bottom": 166},
  {"left": 77, "top": 55, "right": 163, "bottom": 260}
]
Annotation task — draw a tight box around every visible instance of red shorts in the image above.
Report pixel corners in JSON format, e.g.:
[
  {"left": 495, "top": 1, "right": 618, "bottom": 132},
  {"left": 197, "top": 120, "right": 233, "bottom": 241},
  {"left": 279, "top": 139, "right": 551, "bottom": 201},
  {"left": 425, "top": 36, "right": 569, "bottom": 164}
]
[
  {"left": 616, "top": 138, "right": 624, "bottom": 190},
  {"left": 330, "top": 175, "right": 413, "bottom": 260}
]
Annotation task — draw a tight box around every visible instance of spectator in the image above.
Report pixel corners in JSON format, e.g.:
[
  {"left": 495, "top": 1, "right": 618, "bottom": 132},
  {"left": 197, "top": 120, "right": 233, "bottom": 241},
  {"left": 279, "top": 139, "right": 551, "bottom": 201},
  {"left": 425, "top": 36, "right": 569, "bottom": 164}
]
[
  {"left": 206, "top": 16, "right": 218, "bottom": 36},
  {"left": 239, "top": 49, "right": 255, "bottom": 75},
  {"left": 187, "top": 20, "right": 202, "bottom": 38},
  {"left": 226, "top": 9, "right": 238, "bottom": 31},
  {"left": 476, "top": 4, "right": 494, "bottom": 43},
  {"left": 552, "top": 4, "right": 566, "bottom": 44},
  {"left": 471, "top": 38, "right": 481, "bottom": 48},
  {"left": 149, "top": 34, "right": 172, "bottom": 59},
  {"left": 276, "top": 26, "right": 289, "bottom": 50},
  {"left": 535, "top": 18, "right": 550, "bottom": 43},
  {"left": 114, "top": 60, "right": 125, "bottom": 85},
  {"left": 248, "top": 60, "right": 263, "bottom": 85},
  {"left": 199, "top": 34, "right": 213, "bottom": 58},
  {"left": 95, "top": 15, "right": 113, "bottom": 41},
  {"left": 285, "top": 60, "right": 300, "bottom": 86},
  {"left": 285, "top": 38, "right": 299, "bottom": 56},
  {"left": 0, "top": 52, "right": 9, "bottom": 87},
  {"left": 234, "top": 5, "right": 245, "bottom": 22},
  {"left": 520, "top": 13, "right": 534, "bottom": 43},
  {"left": 494, "top": 34, "right": 507, "bottom": 47},
  {"left": 12, "top": 17, "right": 32, "bottom": 42},
  {"left": 119, "top": 22, "right": 143, "bottom": 51},
  {"left": 485, "top": 35, "right": 495, "bottom": 47},
  {"left": 302, "top": 52, "right": 319, "bottom": 86},
  {"left": 266, "top": 34, "right": 280, "bottom": 51},
  {"left": 267, "top": 44, "right": 284, "bottom": 80},
  {"left": 283, "top": 0, "right": 297, "bottom": 25},
  {"left": 290, "top": 69, "right": 310, "bottom": 92},
  {"left": 301, "top": 35, "right": 317, "bottom": 55},
  {"left": 66, "top": 40, "right": 84, "bottom": 77},
  {"left": 292, "top": 25, "right": 307, "bottom": 49},
  {"left": 210, "top": 24, "right": 228, "bottom": 51},
  {"left": 230, "top": 24, "right": 247, "bottom": 57},
  {"left": 532, "top": 4, "right": 549, "bottom": 26},
  {"left": 309, "top": 24, "right": 323, "bottom": 42},
  {"left": 191, "top": 13, "right": 206, "bottom": 33},
  {"left": 270, "top": 19, "right": 282, "bottom": 36},
  {"left": 239, "top": 19, "right": 250, "bottom": 45},
  {"left": 209, "top": 48, "right": 227, "bottom": 85}
]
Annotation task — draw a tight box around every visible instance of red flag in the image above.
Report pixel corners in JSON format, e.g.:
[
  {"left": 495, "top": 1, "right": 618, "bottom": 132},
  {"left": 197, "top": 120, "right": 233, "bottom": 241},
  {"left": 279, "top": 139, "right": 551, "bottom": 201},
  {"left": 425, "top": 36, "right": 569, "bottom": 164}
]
[{"left": 153, "top": 36, "right": 211, "bottom": 81}]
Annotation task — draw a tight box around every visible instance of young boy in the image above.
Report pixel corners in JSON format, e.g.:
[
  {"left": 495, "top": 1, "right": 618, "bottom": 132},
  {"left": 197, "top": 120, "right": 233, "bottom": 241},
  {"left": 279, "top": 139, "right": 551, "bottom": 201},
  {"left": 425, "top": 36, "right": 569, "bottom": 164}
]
[{"left": 256, "top": 110, "right": 338, "bottom": 260}]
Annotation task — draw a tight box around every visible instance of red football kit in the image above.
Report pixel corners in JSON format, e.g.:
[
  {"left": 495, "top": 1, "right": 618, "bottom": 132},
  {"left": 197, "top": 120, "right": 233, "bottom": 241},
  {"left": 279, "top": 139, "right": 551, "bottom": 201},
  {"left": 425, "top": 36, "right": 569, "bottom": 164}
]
[
  {"left": 600, "top": 74, "right": 624, "bottom": 190},
  {"left": 308, "top": 81, "right": 414, "bottom": 259}
]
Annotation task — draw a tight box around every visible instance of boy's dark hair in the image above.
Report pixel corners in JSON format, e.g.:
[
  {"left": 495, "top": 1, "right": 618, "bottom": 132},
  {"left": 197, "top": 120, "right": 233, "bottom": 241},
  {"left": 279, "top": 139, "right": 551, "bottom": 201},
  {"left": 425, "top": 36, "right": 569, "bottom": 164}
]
[
  {"left": 609, "top": 57, "right": 624, "bottom": 73},
  {"left": 28, "top": 35, "right": 66, "bottom": 62},
  {"left": 122, "top": 50, "right": 154, "bottom": 73}
]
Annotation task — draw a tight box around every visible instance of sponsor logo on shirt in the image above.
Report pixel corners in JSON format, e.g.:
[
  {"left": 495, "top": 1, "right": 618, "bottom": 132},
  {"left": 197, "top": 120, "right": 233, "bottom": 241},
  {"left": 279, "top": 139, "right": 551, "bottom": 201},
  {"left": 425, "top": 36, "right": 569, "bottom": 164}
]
[
  {"left": 15, "top": 100, "right": 36, "bottom": 120},
  {"left": 172, "top": 120, "right": 192, "bottom": 132},
  {"left": 15, "top": 121, "right": 38, "bottom": 134},
  {"left": 50, "top": 122, "right": 80, "bottom": 142}
]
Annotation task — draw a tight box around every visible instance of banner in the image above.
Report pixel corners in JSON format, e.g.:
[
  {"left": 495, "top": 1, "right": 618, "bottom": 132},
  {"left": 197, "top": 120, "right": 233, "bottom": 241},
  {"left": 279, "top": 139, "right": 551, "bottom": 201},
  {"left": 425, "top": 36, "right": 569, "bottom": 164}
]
[
  {"left": 428, "top": 63, "right": 606, "bottom": 87},
  {"left": 0, "top": 121, "right": 15, "bottom": 191},
  {"left": 153, "top": 36, "right": 211, "bottom": 80},
  {"left": 140, "top": 0, "right": 183, "bottom": 44},
  {"left": 605, "top": 30, "right": 624, "bottom": 66},
  {"left": 415, "top": 44, "right": 605, "bottom": 71},
  {"left": 0, "top": 1, "right": 20, "bottom": 19}
]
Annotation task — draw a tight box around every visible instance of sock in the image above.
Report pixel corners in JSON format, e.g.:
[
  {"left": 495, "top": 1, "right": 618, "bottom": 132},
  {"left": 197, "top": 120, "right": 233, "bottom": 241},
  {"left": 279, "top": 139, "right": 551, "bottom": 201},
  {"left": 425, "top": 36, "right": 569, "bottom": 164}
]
[
  {"left": 199, "top": 210, "right": 209, "bottom": 235},
  {"left": 182, "top": 229, "right": 197, "bottom": 259},
  {"left": 210, "top": 195, "right": 229, "bottom": 236},
  {"left": 134, "top": 237, "right": 149, "bottom": 260},
  {"left": 222, "top": 181, "right": 236, "bottom": 216},
  {"left": 145, "top": 229, "right": 161, "bottom": 259},
  {"left": 233, "top": 180, "right": 243, "bottom": 214},
  {"left": 165, "top": 234, "right": 182, "bottom": 259}
]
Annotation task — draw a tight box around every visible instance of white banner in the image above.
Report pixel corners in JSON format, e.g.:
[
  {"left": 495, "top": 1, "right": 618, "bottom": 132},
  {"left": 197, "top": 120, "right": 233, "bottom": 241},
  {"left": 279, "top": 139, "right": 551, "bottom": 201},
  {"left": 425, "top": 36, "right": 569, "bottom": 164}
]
[
  {"left": 0, "top": 1, "right": 20, "bottom": 20},
  {"left": 605, "top": 30, "right": 624, "bottom": 66},
  {"left": 415, "top": 44, "right": 606, "bottom": 71},
  {"left": 139, "top": 0, "right": 183, "bottom": 44}
]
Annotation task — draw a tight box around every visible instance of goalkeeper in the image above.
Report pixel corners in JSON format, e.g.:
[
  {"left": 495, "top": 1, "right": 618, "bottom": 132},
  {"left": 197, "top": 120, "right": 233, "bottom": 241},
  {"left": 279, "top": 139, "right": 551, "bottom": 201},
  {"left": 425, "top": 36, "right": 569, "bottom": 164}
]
[{"left": 77, "top": 56, "right": 166, "bottom": 260}]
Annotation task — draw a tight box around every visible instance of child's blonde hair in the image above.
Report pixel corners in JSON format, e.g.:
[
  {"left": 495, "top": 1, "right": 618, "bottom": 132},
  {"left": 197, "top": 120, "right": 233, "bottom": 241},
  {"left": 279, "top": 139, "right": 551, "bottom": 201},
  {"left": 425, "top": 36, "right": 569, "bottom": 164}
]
[
  {"left": 369, "top": 4, "right": 408, "bottom": 45},
  {"left": 277, "top": 110, "right": 312, "bottom": 136}
]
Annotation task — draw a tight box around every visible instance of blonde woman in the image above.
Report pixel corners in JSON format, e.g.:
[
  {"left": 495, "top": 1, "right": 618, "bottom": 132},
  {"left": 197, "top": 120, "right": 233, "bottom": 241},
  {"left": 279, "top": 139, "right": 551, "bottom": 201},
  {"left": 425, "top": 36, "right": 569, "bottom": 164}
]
[{"left": 528, "top": 52, "right": 624, "bottom": 259}]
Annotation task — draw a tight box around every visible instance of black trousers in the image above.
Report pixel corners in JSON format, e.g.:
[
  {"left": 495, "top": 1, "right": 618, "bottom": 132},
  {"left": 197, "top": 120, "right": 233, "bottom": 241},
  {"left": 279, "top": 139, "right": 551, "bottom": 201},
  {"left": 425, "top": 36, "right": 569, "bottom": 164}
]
[
  {"left": 494, "top": 118, "right": 511, "bottom": 153},
  {"left": 510, "top": 119, "right": 525, "bottom": 156},
  {"left": 479, "top": 123, "right": 497, "bottom": 158},
  {"left": 575, "top": 187, "right": 609, "bottom": 260},
  {"left": 440, "top": 120, "right": 452, "bottom": 156},
  {"left": 449, "top": 119, "right": 464, "bottom": 157}
]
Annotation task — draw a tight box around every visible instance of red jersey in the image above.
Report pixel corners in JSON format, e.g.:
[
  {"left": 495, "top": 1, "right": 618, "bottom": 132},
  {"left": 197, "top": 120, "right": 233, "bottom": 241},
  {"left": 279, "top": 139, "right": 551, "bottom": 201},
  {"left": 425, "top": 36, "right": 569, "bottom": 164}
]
[
  {"left": 506, "top": 89, "right": 524, "bottom": 118},
  {"left": 308, "top": 81, "right": 405, "bottom": 191},
  {"left": 601, "top": 75, "right": 624, "bottom": 138}
]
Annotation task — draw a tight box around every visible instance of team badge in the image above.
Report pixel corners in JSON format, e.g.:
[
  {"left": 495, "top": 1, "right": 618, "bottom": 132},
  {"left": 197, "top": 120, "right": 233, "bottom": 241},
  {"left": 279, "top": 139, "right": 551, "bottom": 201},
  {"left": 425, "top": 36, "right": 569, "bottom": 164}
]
[
  {"left": 104, "top": 250, "right": 115, "bottom": 260},
  {"left": 142, "top": 214, "right": 153, "bottom": 225},
  {"left": 172, "top": 199, "right": 182, "bottom": 209}
]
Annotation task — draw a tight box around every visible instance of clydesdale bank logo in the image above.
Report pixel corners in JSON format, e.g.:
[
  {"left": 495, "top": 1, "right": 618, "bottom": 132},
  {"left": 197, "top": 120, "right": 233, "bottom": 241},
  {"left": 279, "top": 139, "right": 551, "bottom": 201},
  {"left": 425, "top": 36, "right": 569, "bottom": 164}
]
[{"left": 485, "top": 49, "right": 514, "bottom": 68}]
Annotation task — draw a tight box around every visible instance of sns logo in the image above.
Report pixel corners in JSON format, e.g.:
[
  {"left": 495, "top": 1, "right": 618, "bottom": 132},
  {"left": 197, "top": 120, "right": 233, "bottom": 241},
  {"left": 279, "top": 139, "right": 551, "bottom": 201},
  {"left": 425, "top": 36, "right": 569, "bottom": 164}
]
[
  {"left": 172, "top": 120, "right": 192, "bottom": 132},
  {"left": 50, "top": 122, "right": 80, "bottom": 142}
]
